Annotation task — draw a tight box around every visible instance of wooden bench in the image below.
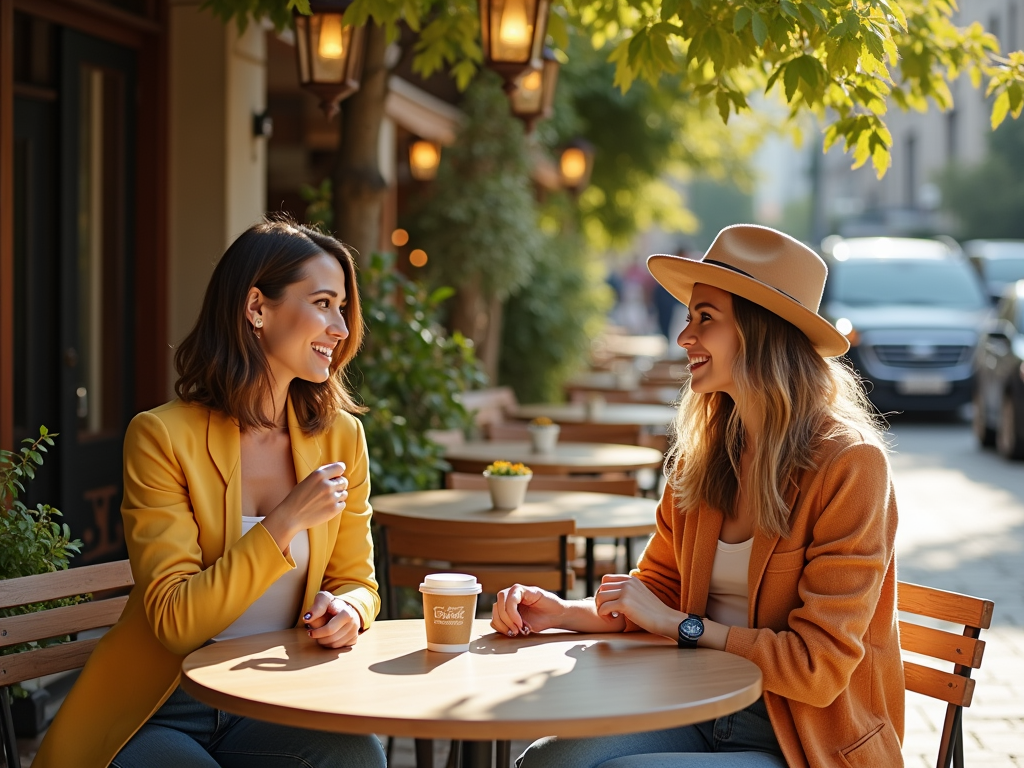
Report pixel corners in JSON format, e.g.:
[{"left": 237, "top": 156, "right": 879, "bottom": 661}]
[{"left": 1, "top": 560, "right": 134, "bottom": 766}]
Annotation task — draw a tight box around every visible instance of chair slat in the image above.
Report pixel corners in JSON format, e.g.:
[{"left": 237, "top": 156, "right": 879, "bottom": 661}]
[
  {"left": 898, "top": 582, "right": 993, "bottom": 629},
  {"left": 388, "top": 532, "right": 565, "bottom": 565},
  {"left": 899, "top": 621, "right": 986, "bottom": 669},
  {"left": 0, "top": 638, "right": 101, "bottom": 687},
  {"left": 0, "top": 596, "right": 128, "bottom": 650},
  {"left": 390, "top": 564, "right": 568, "bottom": 595},
  {"left": 0, "top": 561, "right": 133, "bottom": 609},
  {"left": 903, "top": 661, "right": 975, "bottom": 707}
]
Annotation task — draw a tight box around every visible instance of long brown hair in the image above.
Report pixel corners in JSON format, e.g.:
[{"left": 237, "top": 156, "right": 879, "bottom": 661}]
[
  {"left": 174, "top": 217, "right": 365, "bottom": 435},
  {"left": 667, "top": 294, "right": 884, "bottom": 537}
]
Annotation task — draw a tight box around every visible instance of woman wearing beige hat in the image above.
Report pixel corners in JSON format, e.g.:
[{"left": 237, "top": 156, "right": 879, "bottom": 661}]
[{"left": 492, "top": 224, "right": 904, "bottom": 767}]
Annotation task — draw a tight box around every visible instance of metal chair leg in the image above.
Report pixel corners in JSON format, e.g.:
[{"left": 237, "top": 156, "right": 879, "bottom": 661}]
[
  {"left": 1, "top": 687, "right": 20, "bottom": 768},
  {"left": 415, "top": 738, "right": 435, "bottom": 768},
  {"left": 497, "top": 739, "right": 512, "bottom": 768}
]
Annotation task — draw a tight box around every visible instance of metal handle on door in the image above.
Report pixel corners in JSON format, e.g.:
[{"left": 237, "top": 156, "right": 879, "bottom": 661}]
[{"left": 76, "top": 387, "right": 88, "bottom": 419}]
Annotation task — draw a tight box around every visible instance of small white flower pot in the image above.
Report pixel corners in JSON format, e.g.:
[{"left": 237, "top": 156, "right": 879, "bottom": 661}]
[
  {"left": 528, "top": 424, "right": 560, "bottom": 454},
  {"left": 483, "top": 472, "right": 533, "bottom": 510}
]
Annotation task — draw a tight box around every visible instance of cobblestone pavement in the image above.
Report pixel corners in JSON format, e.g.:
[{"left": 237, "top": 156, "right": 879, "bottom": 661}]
[{"left": 887, "top": 419, "right": 1024, "bottom": 767}]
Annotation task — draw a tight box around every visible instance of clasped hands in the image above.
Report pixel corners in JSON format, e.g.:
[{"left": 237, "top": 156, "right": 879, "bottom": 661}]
[
  {"left": 303, "top": 590, "right": 361, "bottom": 649},
  {"left": 491, "top": 574, "right": 682, "bottom": 641}
]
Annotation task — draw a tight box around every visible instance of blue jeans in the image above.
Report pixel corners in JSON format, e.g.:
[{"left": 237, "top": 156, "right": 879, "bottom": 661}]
[
  {"left": 517, "top": 698, "right": 788, "bottom": 768},
  {"left": 111, "top": 686, "right": 386, "bottom": 768}
]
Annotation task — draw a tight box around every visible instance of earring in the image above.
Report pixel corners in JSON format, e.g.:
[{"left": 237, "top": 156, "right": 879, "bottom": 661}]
[
  {"left": 253, "top": 315, "right": 263, "bottom": 339},
  {"left": 254, "top": 316, "right": 263, "bottom": 328}
]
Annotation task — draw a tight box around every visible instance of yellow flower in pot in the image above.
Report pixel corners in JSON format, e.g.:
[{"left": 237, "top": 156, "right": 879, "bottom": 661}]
[
  {"left": 482, "top": 461, "right": 533, "bottom": 509},
  {"left": 527, "top": 417, "right": 560, "bottom": 454}
]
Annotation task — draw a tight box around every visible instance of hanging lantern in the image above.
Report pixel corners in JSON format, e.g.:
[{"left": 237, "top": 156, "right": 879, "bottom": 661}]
[
  {"left": 509, "top": 47, "right": 559, "bottom": 132},
  {"left": 560, "top": 139, "right": 594, "bottom": 193},
  {"left": 479, "top": 0, "right": 552, "bottom": 89},
  {"left": 409, "top": 140, "right": 442, "bottom": 181},
  {"left": 294, "top": 0, "right": 367, "bottom": 119}
]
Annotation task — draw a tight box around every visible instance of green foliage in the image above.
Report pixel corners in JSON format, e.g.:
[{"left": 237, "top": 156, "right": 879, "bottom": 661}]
[
  {"left": 939, "top": 117, "right": 1024, "bottom": 239},
  {"left": 409, "top": 72, "right": 543, "bottom": 302},
  {"left": 202, "top": 0, "right": 1024, "bottom": 178},
  {"left": 350, "top": 253, "right": 487, "bottom": 494},
  {"left": 200, "top": 0, "right": 309, "bottom": 32},
  {"left": 499, "top": 225, "right": 613, "bottom": 403},
  {"left": 1, "top": 428, "right": 85, "bottom": 697}
]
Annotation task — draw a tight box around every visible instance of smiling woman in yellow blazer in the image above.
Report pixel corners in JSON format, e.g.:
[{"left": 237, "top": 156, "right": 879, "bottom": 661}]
[{"left": 34, "top": 218, "right": 386, "bottom": 768}]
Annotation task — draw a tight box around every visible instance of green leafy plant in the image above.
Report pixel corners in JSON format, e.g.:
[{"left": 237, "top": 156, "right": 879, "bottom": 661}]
[
  {"left": 0, "top": 427, "right": 85, "bottom": 697},
  {"left": 351, "top": 252, "right": 487, "bottom": 494}
]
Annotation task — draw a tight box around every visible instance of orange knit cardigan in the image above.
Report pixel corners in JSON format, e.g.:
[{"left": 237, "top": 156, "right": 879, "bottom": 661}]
[{"left": 628, "top": 427, "right": 904, "bottom": 767}]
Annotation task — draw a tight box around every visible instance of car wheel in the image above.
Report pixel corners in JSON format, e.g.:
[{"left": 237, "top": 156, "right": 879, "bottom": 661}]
[
  {"left": 996, "top": 394, "right": 1024, "bottom": 460},
  {"left": 973, "top": 388, "right": 996, "bottom": 448}
]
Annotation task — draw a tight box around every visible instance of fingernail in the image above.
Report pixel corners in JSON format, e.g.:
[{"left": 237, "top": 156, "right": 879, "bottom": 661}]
[
  {"left": 307, "top": 630, "right": 312, "bottom": 637},
  {"left": 522, "top": 627, "right": 530, "bottom": 635},
  {"left": 612, "top": 612, "right": 619, "bottom": 618},
  {"left": 305, "top": 623, "right": 311, "bottom": 629},
  {"left": 303, "top": 613, "right": 312, "bottom": 620},
  {"left": 507, "top": 630, "right": 515, "bottom": 637}
]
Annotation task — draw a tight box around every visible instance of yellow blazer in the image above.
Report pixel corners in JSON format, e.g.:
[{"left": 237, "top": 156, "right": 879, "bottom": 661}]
[{"left": 33, "top": 398, "right": 380, "bottom": 768}]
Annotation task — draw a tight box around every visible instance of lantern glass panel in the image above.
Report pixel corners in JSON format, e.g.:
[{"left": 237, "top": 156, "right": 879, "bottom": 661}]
[
  {"left": 490, "top": 0, "right": 536, "bottom": 62},
  {"left": 561, "top": 147, "right": 587, "bottom": 185},
  {"left": 511, "top": 68, "right": 544, "bottom": 113},
  {"left": 310, "top": 14, "right": 351, "bottom": 83},
  {"left": 295, "top": 15, "right": 311, "bottom": 83}
]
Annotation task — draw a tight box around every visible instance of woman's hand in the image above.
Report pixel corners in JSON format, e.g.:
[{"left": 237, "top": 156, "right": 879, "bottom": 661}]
[
  {"left": 594, "top": 574, "right": 681, "bottom": 640},
  {"left": 262, "top": 462, "right": 348, "bottom": 552},
  {"left": 491, "top": 584, "right": 567, "bottom": 636},
  {"left": 303, "top": 591, "right": 362, "bottom": 649}
]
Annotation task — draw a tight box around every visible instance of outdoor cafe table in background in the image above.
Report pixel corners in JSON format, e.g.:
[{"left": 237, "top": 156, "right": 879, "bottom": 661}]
[
  {"left": 511, "top": 402, "right": 677, "bottom": 433},
  {"left": 181, "top": 620, "right": 763, "bottom": 768},
  {"left": 443, "top": 441, "right": 664, "bottom": 476},
  {"left": 371, "top": 489, "right": 659, "bottom": 596}
]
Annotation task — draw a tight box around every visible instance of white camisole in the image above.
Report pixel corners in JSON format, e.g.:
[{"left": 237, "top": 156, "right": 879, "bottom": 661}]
[
  {"left": 213, "top": 516, "right": 310, "bottom": 642},
  {"left": 705, "top": 537, "right": 753, "bottom": 628}
]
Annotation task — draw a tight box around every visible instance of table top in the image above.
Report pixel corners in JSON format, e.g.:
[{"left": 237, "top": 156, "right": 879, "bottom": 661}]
[
  {"left": 444, "top": 441, "right": 664, "bottom": 475},
  {"left": 181, "top": 620, "right": 762, "bottom": 742},
  {"left": 371, "top": 489, "right": 657, "bottom": 538},
  {"left": 512, "top": 403, "right": 677, "bottom": 428}
]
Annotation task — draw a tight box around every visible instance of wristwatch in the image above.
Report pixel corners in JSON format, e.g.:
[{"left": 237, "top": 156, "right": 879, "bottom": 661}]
[{"left": 677, "top": 613, "right": 704, "bottom": 649}]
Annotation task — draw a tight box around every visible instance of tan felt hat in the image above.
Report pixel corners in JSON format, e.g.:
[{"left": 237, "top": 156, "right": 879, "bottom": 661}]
[{"left": 648, "top": 224, "right": 850, "bottom": 358}]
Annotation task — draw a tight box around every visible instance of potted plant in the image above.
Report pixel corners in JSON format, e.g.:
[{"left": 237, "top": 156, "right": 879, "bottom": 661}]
[
  {"left": 1, "top": 427, "right": 84, "bottom": 735},
  {"left": 482, "top": 461, "right": 533, "bottom": 510},
  {"left": 527, "top": 417, "right": 560, "bottom": 454}
]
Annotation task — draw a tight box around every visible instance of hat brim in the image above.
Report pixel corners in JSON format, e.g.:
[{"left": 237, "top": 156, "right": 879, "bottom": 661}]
[{"left": 648, "top": 254, "right": 850, "bottom": 358}]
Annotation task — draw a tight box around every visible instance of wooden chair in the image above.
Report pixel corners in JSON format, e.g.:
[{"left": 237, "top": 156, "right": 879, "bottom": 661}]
[
  {"left": 487, "top": 421, "right": 645, "bottom": 446},
  {"left": 378, "top": 517, "right": 575, "bottom": 768},
  {"left": 0, "top": 560, "right": 134, "bottom": 766},
  {"left": 897, "top": 580, "right": 994, "bottom": 768},
  {"left": 457, "top": 387, "right": 519, "bottom": 435}
]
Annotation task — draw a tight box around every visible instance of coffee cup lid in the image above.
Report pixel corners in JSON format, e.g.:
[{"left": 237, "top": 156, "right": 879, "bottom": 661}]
[{"left": 419, "top": 573, "right": 482, "bottom": 595}]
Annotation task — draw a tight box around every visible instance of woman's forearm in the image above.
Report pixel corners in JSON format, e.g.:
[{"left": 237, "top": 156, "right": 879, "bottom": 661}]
[{"left": 557, "top": 598, "right": 627, "bottom": 633}]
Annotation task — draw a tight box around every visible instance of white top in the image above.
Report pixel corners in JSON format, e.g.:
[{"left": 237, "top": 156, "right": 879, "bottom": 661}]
[
  {"left": 705, "top": 538, "right": 753, "bottom": 628},
  {"left": 214, "top": 516, "right": 310, "bottom": 642}
]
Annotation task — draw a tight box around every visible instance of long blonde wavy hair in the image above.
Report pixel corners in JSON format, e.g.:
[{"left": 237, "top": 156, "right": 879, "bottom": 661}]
[{"left": 666, "top": 293, "right": 886, "bottom": 538}]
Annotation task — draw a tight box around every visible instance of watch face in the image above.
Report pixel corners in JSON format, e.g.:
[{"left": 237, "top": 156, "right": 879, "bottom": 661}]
[{"left": 680, "top": 617, "right": 704, "bottom": 639}]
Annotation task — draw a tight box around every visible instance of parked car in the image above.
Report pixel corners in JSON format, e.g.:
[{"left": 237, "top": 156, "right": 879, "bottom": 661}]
[
  {"left": 962, "top": 239, "right": 1024, "bottom": 304},
  {"left": 973, "top": 280, "right": 1024, "bottom": 458},
  {"left": 820, "top": 237, "right": 992, "bottom": 413}
]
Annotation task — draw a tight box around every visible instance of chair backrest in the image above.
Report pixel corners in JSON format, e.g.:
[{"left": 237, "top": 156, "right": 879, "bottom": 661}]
[
  {"left": 0, "top": 560, "right": 134, "bottom": 686},
  {"left": 381, "top": 517, "right": 576, "bottom": 619},
  {"left": 457, "top": 387, "right": 519, "bottom": 430},
  {"left": 897, "top": 580, "right": 994, "bottom": 768},
  {"left": 445, "top": 471, "right": 638, "bottom": 497},
  {"left": 487, "top": 421, "right": 645, "bottom": 446}
]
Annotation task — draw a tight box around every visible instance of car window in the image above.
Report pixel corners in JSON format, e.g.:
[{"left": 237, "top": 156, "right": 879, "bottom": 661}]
[
  {"left": 827, "top": 259, "right": 988, "bottom": 309},
  {"left": 981, "top": 258, "right": 1024, "bottom": 283}
]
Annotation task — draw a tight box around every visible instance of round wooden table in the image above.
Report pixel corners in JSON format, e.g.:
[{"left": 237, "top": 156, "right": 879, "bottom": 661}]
[
  {"left": 371, "top": 489, "right": 657, "bottom": 539},
  {"left": 182, "top": 620, "right": 762, "bottom": 756},
  {"left": 444, "top": 441, "right": 664, "bottom": 476},
  {"left": 512, "top": 403, "right": 677, "bottom": 429}
]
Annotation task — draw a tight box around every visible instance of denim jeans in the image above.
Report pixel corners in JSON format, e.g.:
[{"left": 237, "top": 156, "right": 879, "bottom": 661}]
[
  {"left": 517, "top": 698, "right": 788, "bottom": 768},
  {"left": 111, "top": 686, "right": 386, "bottom": 768}
]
